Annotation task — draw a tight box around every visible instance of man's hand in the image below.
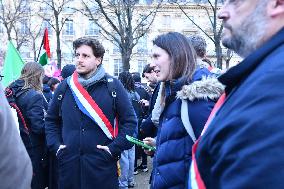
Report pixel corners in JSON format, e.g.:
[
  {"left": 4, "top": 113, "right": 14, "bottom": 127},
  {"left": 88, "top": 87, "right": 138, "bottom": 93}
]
[{"left": 97, "top": 145, "right": 112, "bottom": 155}]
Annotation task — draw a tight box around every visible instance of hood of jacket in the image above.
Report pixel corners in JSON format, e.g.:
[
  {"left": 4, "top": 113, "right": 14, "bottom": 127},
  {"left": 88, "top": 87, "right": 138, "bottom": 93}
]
[
  {"left": 176, "top": 76, "right": 224, "bottom": 101},
  {"left": 8, "top": 79, "right": 29, "bottom": 97}
]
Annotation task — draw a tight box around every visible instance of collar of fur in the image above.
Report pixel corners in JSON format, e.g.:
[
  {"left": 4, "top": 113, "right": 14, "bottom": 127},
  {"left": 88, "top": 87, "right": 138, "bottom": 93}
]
[{"left": 176, "top": 76, "right": 224, "bottom": 101}]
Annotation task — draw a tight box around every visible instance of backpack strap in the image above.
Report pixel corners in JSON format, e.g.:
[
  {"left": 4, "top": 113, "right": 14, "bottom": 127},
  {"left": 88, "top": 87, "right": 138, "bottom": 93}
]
[
  {"left": 181, "top": 99, "right": 196, "bottom": 142},
  {"left": 57, "top": 80, "right": 68, "bottom": 117},
  {"left": 105, "top": 74, "right": 117, "bottom": 113},
  {"left": 105, "top": 74, "right": 119, "bottom": 137}
]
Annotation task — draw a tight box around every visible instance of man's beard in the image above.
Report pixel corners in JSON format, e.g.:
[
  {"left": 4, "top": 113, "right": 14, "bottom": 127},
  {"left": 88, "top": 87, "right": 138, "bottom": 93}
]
[{"left": 221, "top": 2, "right": 268, "bottom": 58}]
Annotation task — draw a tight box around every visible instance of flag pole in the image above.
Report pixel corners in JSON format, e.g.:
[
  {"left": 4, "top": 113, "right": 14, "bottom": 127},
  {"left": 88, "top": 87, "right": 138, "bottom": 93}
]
[{"left": 36, "top": 34, "right": 44, "bottom": 62}]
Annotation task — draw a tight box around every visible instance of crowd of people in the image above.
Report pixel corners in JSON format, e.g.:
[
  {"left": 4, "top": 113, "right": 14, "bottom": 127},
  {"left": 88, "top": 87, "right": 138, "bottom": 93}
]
[{"left": 1, "top": 0, "right": 284, "bottom": 188}]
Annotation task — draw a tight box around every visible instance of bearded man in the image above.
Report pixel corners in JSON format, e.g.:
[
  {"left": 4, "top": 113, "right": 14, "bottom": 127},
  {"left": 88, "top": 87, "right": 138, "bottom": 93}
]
[{"left": 190, "top": 0, "right": 284, "bottom": 188}]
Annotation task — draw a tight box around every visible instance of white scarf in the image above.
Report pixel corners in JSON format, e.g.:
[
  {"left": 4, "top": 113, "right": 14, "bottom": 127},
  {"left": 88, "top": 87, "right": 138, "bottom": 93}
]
[{"left": 151, "top": 82, "right": 165, "bottom": 126}]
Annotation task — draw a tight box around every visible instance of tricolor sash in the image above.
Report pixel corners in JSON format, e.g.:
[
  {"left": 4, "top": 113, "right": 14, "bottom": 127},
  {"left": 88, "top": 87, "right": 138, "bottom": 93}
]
[
  {"left": 190, "top": 93, "right": 226, "bottom": 189},
  {"left": 67, "top": 72, "right": 118, "bottom": 140}
]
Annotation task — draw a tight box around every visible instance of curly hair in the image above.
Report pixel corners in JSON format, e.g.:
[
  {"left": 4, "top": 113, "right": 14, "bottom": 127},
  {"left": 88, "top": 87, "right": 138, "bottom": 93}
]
[
  {"left": 188, "top": 35, "right": 207, "bottom": 58},
  {"left": 73, "top": 37, "right": 105, "bottom": 58}
]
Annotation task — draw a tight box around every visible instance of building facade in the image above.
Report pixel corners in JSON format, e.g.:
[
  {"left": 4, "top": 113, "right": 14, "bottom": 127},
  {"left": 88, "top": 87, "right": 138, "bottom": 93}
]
[{"left": 0, "top": 1, "right": 240, "bottom": 76}]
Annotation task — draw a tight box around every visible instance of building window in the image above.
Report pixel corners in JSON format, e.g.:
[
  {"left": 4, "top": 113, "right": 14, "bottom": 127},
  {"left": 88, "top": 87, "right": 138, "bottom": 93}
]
[
  {"left": 139, "top": 0, "right": 153, "bottom": 4},
  {"left": 42, "top": 19, "right": 52, "bottom": 35},
  {"left": 137, "top": 35, "right": 147, "bottom": 54},
  {"left": 138, "top": 60, "right": 147, "bottom": 74},
  {"left": 86, "top": 20, "right": 99, "bottom": 36},
  {"left": 20, "top": 20, "right": 29, "bottom": 35},
  {"left": 113, "top": 59, "right": 122, "bottom": 76},
  {"left": 113, "top": 41, "right": 120, "bottom": 54},
  {"left": 64, "top": 20, "right": 74, "bottom": 35},
  {"left": 185, "top": 16, "right": 194, "bottom": 27},
  {"left": 20, "top": 0, "right": 30, "bottom": 12},
  {"left": 162, "top": 15, "right": 171, "bottom": 28}
]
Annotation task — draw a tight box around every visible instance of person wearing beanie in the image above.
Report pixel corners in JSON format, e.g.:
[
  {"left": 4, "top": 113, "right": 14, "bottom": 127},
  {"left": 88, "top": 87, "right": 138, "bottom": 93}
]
[{"left": 61, "top": 64, "right": 76, "bottom": 79}]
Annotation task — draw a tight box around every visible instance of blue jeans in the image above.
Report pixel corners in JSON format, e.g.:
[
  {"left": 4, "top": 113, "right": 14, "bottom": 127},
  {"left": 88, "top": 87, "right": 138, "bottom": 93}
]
[{"left": 119, "top": 146, "right": 135, "bottom": 189}]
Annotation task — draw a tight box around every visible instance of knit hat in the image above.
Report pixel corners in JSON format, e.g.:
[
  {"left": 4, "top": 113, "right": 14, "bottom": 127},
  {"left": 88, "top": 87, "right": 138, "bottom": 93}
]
[{"left": 61, "top": 64, "right": 76, "bottom": 79}]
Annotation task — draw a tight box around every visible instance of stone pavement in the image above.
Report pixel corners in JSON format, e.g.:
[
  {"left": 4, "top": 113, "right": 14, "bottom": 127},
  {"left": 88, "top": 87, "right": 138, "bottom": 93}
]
[{"left": 133, "top": 157, "right": 152, "bottom": 189}]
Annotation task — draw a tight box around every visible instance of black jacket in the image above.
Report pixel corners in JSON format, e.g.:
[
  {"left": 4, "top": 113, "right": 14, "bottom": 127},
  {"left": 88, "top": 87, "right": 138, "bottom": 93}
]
[{"left": 45, "top": 74, "right": 137, "bottom": 189}]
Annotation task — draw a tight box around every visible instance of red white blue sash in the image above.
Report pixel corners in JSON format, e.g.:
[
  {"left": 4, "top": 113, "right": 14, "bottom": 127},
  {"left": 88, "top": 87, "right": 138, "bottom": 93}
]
[
  {"left": 67, "top": 72, "right": 118, "bottom": 139},
  {"left": 190, "top": 93, "right": 226, "bottom": 189}
]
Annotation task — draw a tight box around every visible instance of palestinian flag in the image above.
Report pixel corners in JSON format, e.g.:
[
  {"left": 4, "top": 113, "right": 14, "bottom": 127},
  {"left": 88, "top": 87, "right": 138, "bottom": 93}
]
[{"left": 39, "top": 28, "right": 51, "bottom": 66}]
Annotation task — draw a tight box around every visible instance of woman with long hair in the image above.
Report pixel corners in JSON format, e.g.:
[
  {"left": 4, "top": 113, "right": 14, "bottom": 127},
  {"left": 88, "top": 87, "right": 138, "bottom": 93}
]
[
  {"left": 142, "top": 32, "right": 224, "bottom": 189},
  {"left": 8, "top": 62, "right": 48, "bottom": 189}
]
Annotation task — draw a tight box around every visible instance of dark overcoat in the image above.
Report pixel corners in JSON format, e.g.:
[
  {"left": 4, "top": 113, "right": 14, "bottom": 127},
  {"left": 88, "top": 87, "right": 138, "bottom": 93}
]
[
  {"left": 45, "top": 74, "right": 137, "bottom": 189},
  {"left": 195, "top": 28, "right": 284, "bottom": 188}
]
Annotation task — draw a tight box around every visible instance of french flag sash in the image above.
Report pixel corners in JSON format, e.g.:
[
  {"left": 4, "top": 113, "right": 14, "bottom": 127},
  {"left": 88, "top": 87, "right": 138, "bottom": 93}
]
[
  {"left": 67, "top": 72, "right": 118, "bottom": 140},
  {"left": 190, "top": 93, "right": 226, "bottom": 189}
]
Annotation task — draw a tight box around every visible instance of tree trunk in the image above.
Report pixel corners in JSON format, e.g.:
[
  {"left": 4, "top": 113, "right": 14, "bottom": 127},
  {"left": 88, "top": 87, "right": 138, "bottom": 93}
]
[
  {"left": 121, "top": 47, "right": 132, "bottom": 71},
  {"left": 55, "top": 12, "right": 61, "bottom": 69},
  {"left": 32, "top": 39, "right": 37, "bottom": 61},
  {"left": 56, "top": 31, "right": 61, "bottom": 69},
  {"left": 215, "top": 43, "right": 223, "bottom": 69}
]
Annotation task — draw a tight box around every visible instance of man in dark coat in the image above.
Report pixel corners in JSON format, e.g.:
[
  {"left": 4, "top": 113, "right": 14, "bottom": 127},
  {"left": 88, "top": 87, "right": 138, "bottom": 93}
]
[
  {"left": 45, "top": 37, "right": 136, "bottom": 189},
  {"left": 191, "top": 0, "right": 284, "bottom": 188}
]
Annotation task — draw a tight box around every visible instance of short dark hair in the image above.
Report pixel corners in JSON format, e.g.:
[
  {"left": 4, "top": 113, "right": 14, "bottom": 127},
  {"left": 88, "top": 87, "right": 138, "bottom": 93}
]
[
  {"left": 118, "top": 71, "right": 135, "bottom": 92},
  {"left": 153, "top": 32, "right": 196, "bottom": 81},
  {"left": 188, "top": 35, "right": 207, "bottom": 58},
  {"left": 142, "top": 64, "right": 154, "bottom": 77},
  {"left": 73, "top": 37, "right": 105, "bottom": 58},
  {"left": 47, "top": 77, "right": 60, "bottom": 91},
  {"left": 43, "top": 75, "right": 51, "bottom": 84},
  {"left": 132, "top": 72, "right": 141, "bottom": 83}
]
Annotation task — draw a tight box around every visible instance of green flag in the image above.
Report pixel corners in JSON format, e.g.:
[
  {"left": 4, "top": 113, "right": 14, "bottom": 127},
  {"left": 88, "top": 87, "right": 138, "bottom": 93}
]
[{"left": 2, "top": 41, "right": 25, "bottom": 87}]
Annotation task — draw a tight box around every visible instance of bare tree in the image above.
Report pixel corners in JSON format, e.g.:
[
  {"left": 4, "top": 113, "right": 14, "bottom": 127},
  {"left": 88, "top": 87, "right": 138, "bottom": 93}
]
[
  {"left": 225, "top": 49, "right": 234, "bottom": 69},
  {"left": 77, "top": 0, "right": 161, "bottom": 71},
  {"left": 0, "top": 0, "right": 31, "bottom": 49},
  {"left": 26, "top": 17, "right": 45, "bottom": 61},
  {"left": 176, "top": 0, "right": 227, "bottom": 69},
  {"left": 36, "top": 0, "right": 73, "bottom": 69}
]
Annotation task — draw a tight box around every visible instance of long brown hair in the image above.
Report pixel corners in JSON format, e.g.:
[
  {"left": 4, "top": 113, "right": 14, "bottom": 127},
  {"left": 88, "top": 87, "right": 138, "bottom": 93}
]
[
  {"left": 153, "top": 32, "right": 197, "bottom": 82},
  {"left": 20, "top": 62, "right": 44, "bottom": 92}
]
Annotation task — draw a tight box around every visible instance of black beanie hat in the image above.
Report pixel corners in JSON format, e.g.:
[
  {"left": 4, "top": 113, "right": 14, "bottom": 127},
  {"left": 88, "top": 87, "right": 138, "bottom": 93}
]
[{"left": 61, "top": 64, "right": 76, "bottom": 79}]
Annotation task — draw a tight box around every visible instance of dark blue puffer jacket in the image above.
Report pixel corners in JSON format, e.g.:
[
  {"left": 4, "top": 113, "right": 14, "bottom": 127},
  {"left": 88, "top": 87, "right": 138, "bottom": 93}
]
[{"left": 151, "top": 73, "right": 224, "bottom": 189}]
